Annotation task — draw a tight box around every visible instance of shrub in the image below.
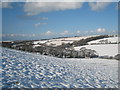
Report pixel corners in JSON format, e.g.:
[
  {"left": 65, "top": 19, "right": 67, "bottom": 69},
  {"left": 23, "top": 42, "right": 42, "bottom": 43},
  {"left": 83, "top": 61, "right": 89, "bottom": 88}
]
[
  {"left": 114, "top": 54, "right": 120, "bottom": 60},
  {"left": 78, "top": 47, "right": 98, "bottom": 58},
  {"left": 99, "top": 56, "right": 113, "bottom": 59}
]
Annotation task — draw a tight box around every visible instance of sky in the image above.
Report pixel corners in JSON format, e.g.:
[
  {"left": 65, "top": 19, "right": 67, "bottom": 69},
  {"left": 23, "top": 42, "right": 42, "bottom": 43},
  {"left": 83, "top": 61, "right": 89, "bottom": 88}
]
[{"left": 1, "top": 2, "right": 118, "bottom": 41}]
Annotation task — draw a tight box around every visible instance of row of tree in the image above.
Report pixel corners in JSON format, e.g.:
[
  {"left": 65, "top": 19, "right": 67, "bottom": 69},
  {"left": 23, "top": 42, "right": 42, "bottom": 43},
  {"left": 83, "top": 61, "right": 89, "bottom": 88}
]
[
  {"left": 65, "top": 35, "right": 109, "bottom": 47},
  {"left": 34, "top": 46, "right": 98, "bottom": 58}
]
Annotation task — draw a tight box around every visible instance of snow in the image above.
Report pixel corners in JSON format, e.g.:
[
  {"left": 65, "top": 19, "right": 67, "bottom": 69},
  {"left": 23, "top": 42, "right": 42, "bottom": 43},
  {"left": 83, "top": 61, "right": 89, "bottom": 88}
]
[
  {"left": 74, "top": 44, "right": 118, "bottom": 57},
  {"left": 74, "top": 36, "right": 119, "bottom": 57},
  {"left": 33, "top": 40, "right": 48, "bottom": 44},
  {"left": 33, "top": 45, "right": 41, "bottom": 48},
  {"left": 88, "top": 37, "right": 118, "bottom": 45},
  {"left": 1, "top": 47, "right": 119, "bottom": 88},
  {"left": 33, "top": 35, "right": 97, "bottom": 47},
  {"left": 46, "top": 40, "right": 73, "bottom": 46}
]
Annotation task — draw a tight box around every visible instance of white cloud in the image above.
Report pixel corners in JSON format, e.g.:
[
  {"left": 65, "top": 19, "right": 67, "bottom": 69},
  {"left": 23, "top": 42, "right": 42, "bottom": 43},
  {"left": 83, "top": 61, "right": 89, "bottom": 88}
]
[
  {"left": 34, "top": 22, "right": 48, "bottom": 27},
  {"left": 76, "top": 30, "right": 80, "bottom": 34},
  {"left": 112, "top": 30, "right": 117, "bottom": 33},
  {"left": 90, "top": 30, "right": 94, "bottom": 33},
  {"left": 24, "top": 2, "right": 83, "bottom": 16},
  {"left": 17, "top": 15, "right": 48, "bottom": 20},
  {"left": 96, "top": 28, "right": 106, "bottom": 33},
  {"left": 40, "top": 17, "right": 48, "bottom": 20},
  {"left": 89, "top": 2, "right": 111, "bottom": 11},
  {"left": 45, "top": 30, "right": 54, "bottom": 36},
  {"left": 0, "top": 2, "right": 12, "bottom": 8},
  {"left": 61, "top": 30, "right": 69, "bottom": 35}
]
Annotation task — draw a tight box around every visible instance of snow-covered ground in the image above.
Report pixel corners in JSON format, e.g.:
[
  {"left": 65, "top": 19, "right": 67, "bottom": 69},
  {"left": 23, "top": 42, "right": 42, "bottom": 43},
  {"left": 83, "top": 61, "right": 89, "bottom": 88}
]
[
  {"left": 33, "top": 40, "right": 48, "bottom": 45},
  {"left": 74, "top": 44, "right": 118, "bottom": 57},
  {"left": 33, "top": 35, "right": 95, "bottom": 47},
  {"left": 88, "top": 36, "right": 118, "bottom": 45},
  {"left": 2, "top": 47, "right": 119, "bottom": 88},
  {"left": 74, "top": 36, "right": 119, "bottom": 57}
]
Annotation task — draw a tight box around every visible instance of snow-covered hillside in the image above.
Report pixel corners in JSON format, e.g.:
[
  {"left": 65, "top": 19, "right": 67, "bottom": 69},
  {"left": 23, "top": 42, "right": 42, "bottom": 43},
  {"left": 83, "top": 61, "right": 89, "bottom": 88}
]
[
  {"left": 2, "top": 47, "right": 118, "bottom": 88},
  {"left": 33, "top": 36, "right": 95, "bottom": 47},
  {"left": 74, "top": 44, "right": 118, "bottom": 57},
  {"left": 88, "top": 36, "right": 118, "bottom": 45},
  {"left": 74, "top": 36, "right": 119, "bottom": 57}
]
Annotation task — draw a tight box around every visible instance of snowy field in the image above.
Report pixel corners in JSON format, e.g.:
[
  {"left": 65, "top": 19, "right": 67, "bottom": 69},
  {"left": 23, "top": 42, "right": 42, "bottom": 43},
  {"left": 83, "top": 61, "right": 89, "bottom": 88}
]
[
  {"left": 33, "top": 35, "right": 94, "bottom": 47},
  {"left": 74, "top": 36, "right": 119, "bottom": 57},
  {"left": 74, "top": 44, "right": 118, "bottom": 57},
  {"left": 88, "top": 36, "right": 118, "bottom": 45},
  {"left": 1, "top": 47, "right": 119, "bottom": 88}
]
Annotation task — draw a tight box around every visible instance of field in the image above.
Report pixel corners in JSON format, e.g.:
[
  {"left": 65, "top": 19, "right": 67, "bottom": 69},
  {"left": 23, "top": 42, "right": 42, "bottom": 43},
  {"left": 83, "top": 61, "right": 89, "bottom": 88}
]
[
  {"left": 74, "top": 44, "right": 118, "bottom": 57},
  {"left": 2, "top": 47, "right": 118, "bottom": 88},
  {"left": 33, "top": 35, "right": 95, "bottom": 47}
]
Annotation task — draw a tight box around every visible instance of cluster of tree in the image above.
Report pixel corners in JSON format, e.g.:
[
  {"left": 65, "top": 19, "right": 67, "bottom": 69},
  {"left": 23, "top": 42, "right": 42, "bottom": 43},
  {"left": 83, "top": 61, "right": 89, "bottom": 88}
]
[
  {"left": 99, "top": 56, "right": 114, "bottom": 59},
  {"left": 2, "top": 41, "right": 35, "bottom": 52},
  {"left": 70, "top": 35, "right": 109, "bottom": 47},
  {"left": 99, "top": 54, "right": 120, "bottom": 60},
  {"left": 34, "top": 46, "right": 98, "bottom": 58},
  {"left": 114, "top": 54, "right": 120, "bottom": 60},
  {"left": 1, "top": 42, "right": 13, "bottom": 48}
]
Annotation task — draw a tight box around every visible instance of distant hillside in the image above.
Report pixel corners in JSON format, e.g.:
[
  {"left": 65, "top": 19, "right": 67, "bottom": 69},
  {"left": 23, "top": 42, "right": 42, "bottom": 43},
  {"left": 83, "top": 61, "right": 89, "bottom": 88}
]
[{"left": 1, "top": 35, "right": 119, "bottom": 60}]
